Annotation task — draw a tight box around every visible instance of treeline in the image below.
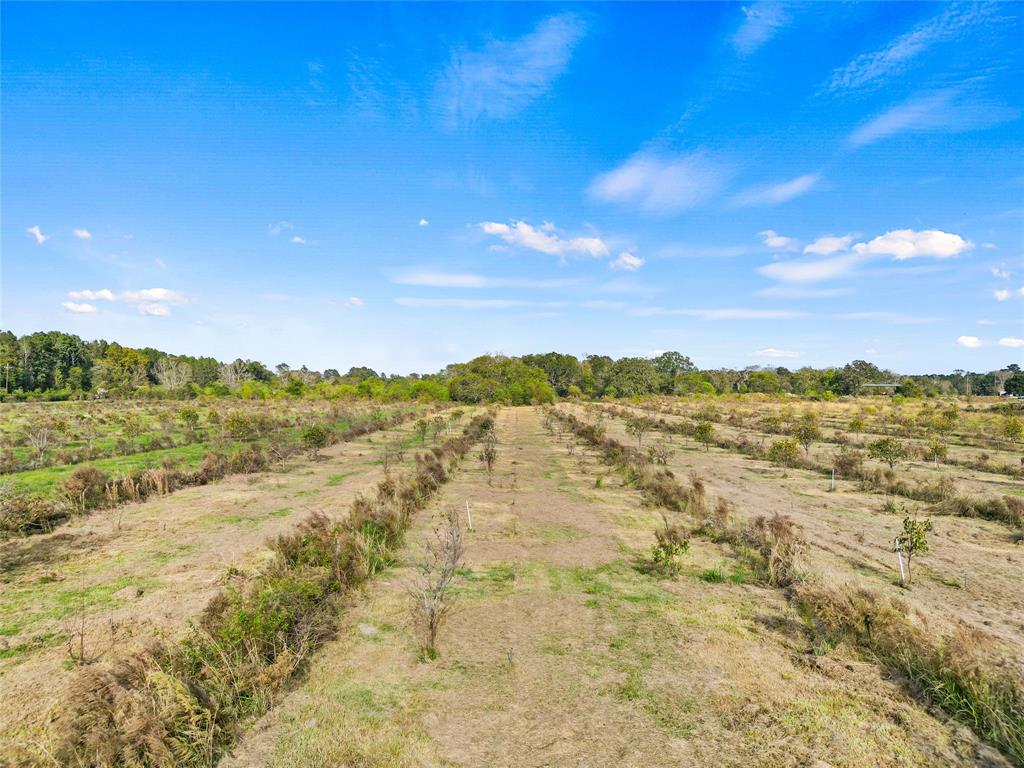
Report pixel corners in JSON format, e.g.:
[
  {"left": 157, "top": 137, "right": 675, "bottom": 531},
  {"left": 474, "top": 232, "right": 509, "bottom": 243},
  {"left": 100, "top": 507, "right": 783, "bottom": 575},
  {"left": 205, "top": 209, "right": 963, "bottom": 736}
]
[{"left": 2, "top": 330, "right": 1022, "bottom": 404}]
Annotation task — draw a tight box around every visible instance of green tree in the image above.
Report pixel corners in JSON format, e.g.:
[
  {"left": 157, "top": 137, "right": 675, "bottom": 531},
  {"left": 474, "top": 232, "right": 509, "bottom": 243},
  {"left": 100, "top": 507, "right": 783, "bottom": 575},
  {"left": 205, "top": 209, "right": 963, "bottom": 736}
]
[
  {"left": 793, "top": 414, "right": 821, "bottom": 456},
  {"left": 606, "top": 357, "right": 660, "bottom": 397},
  {"left": 767, "top": 438, "right": 800, "bottom": 470},
  {"left": 867, "top": 437, "right": 907, "bottom": 469},
  {"left": 893, "top": 514, "right": 933, "bottom": 585},
  {"left": 692, "top": 421, "right": 715, "bottom": 452},
  {"left": 301, "top": 424, "right": 329, "bottom": 458},
  {"left": 625, "top": 415, "right": 655, "bottom": 449}
]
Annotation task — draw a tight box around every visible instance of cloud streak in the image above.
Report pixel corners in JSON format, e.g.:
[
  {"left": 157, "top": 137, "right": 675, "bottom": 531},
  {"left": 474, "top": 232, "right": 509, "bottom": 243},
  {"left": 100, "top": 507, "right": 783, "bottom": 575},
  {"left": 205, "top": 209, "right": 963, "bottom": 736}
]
[
  {"left": 849, "top": 88, "right": 1018, "bottom": 147},
  {"left": 732, "top": 173, "right": 820, "bottom": 207},
  {"left": 829, "top": 5, "right": 994, "bottom": 92},
  {"left": 480, "top": 220, "right": 608, "bottom": 259},
  {"left": 589, "top": 150, "right": 730, "bottom": 214},
  {"left": 733, "top": 2, "right": 790, "bottom": 55},
  {"left": 437, "top": 13, "right": 585, "bottom": 128}
]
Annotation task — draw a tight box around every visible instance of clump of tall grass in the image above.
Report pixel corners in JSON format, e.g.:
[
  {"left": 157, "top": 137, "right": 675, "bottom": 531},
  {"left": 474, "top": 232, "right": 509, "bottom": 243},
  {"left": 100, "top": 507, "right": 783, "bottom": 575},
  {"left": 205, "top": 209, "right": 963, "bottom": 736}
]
[{"left": 795, "top": 585, "right": 1024, "bottom": 765}]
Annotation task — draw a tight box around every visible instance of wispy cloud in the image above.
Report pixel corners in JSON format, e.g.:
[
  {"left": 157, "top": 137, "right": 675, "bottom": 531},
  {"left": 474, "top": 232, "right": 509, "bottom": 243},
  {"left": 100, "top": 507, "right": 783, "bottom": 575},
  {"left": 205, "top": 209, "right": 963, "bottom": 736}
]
[
  {"left": 658, "top": 242, "right": 749, "bottom": 259},
  {"left": 754, "top": 347, "right": 799, "bottom": 358},
  {"left": 803, "top": 234, "right": 855, "bottom": 256},
  {"left": 290, "top": 236, "right": 308, "bottom": 245},
  {"left": 757, "top": 285, "right": 850, "bottom": 298},
  {"left": 840, "top": 312, "right": 943, "bottom": 325},
  {"left": 589, "top": 149, "right": 730, "bottom": 214},
  {"left": 68, "top": 288, "right": 115, "bottom": 301},
  {"left": 73, "top": 228, "right": 92, "bottom": 240},
  {"left": 999, "top": 337, "right": 1024, "bottom": 348},
  {"left": 395, "top": 297, "right": 563, "bottom": 310},
  {"left": 27, "top": 225, "right": 50, "bottom": 244},
  {"left": 732, "top": 173, "right": 819, "bottom": 207},
  {"left": 62, "top": 301, "right": 96, "bottom": 314},
  {"left": 760, "top": 252, "right": 864, "bottom": 283},
  {"left": 138, "top": 303, "right": 171, "bottom": 317},
  {"left": 392, "top": 270, "right": 583, "bottom": 289},
  {"left": 268, "top": 221, "right": 293, "bottom": 236},
  {"left": 629, "top": 306, "right": 804, "bottom": 320},
  {"left": 758, "top": 229, "right": 798, "bottom": 251},
  {"left": 609, "top": 252, "right": 645, "bottom": 271},
  {"left": 733, "top": 2, "right": 790, "bottom": 56},
  {"left": 418, "top": 218, "right": 429, "bottom": 227},
  {"left": 849, "top": 87, "right": 1018, "bottom": 147},
  {"left": 437, "top": 13, "right": 585, "bottom": 128},
  {"left": 346, "top": 297, "right": 364, "bottom": 307},
  {"left": 479, "top": 220, "right": 608, "bottom": 260},
  {"left": 829, "top": 5, "right": 994, "bottom": 92}
]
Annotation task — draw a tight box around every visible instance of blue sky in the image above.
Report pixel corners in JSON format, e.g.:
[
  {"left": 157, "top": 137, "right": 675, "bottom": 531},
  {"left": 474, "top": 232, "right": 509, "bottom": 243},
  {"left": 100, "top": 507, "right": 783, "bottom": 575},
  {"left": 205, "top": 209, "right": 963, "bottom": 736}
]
[{"left": 2, "top": 2, "right": 1022, "bottom": 374}]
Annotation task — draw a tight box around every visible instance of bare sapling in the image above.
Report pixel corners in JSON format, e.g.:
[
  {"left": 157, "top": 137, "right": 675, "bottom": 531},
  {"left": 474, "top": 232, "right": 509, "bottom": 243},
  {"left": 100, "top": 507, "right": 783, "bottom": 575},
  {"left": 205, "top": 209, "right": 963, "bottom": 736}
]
[
  {"left": 478, "top": 433, "right": 498, "bottom": 484},
  {"left": 409, "top": 506, "right": 464, "bottom": 660}
]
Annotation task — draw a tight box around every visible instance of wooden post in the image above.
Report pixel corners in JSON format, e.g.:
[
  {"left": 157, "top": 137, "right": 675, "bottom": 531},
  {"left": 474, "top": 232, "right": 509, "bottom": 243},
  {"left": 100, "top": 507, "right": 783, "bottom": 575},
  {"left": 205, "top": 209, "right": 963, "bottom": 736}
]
[
  {"left": 465, "top": 499, "right": 473, "bottom": 532},
  {"left": 830, "top": 468, "right": 835, "bottom": 492},
  {"left": 894, "top": 538, "right": 906, "bottom": 585}
]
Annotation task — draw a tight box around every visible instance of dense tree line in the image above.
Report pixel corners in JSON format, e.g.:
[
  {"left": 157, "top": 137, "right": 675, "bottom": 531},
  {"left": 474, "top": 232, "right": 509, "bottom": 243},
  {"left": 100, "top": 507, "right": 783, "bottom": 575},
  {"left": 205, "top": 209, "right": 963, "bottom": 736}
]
[{"left": 1, "top": 329, "right": 1021, "bottom": 403}]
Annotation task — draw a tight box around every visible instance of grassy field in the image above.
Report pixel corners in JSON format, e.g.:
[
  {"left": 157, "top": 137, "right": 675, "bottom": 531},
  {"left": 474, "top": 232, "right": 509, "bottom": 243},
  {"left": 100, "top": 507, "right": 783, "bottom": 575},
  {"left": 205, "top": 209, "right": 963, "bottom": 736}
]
[{"left": 1, "top": 400, "right": 1021, "bottom": 766}]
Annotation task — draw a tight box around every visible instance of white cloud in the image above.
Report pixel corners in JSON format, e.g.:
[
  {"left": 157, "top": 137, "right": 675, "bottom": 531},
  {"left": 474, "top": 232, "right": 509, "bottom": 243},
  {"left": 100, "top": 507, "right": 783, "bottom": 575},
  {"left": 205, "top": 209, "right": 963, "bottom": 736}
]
[
  {"left": 995, "top": 289, "right": 1010, "bottom": 301},
  {"left": 629, "top": 307, "right": 803, "bottom": 320},
  {"left": 610, "top": 252, "right": 645, "bottom": 272},
  {"left": 754, "top": 347, "right": 799, "bottom": 358},
  {"left": 803, "top": 234, "right": 855, "bottom": 255},
  {"left": 589, "top": 150, "right": 730, "bottom": 214},
  {"left": 759, "top": 252, "right": 864, "bottom": 283},
  {"left": 760, "top": 228, "right": 974, "bottom": 284},
  {"left": 346, "top": 297, "right": 364, "bottom": 307},
  {"left": 154, "top": 257, "right": 167, "bottom": 269},
  {"left": 269, "top": 221, "right": 293, "bottom": 236},
  {"left": 62, "top": 301, "right": 96, "bottom": 314},
  {"left": 990, "top": 267, "right": 1010, "bottom": 279},
  {"left": 68, "top": 288, "right": 115, "bottom": 302},
  {"left": 829, "top": 5, "right": 992, "bottom": 92},
  {"left": 437, "top": 13, "right": 584, "bottom": 127},
  {"left": 733, "top": 2, "right": 790, "bottom": 55},
  {"left": 732, "top": 174, "right": 820, "bottom": 207},
  {"left": 849, "top": 88, "right": 1018, "bottom": 147},
  {"left": 758, "top": 230, "right": 798, "bottom": 251},
  {"left": 137, "top": 303, "right": 171, "bottom": 317},
  {"left": 853, "top": 229, "right": 972, "bottom": 260},
  {"left": 120, "top": 288, "right": 187, "bottom": 303},
  {"left": 73, "top": 228, "right": 92, "bottom": 240},
  {"left": 26, "top": 225, "right": 50, "bottom": 244},
  {"left": 998, "top": 337, "right": 1024, "bottom": 348},
  {"left": 419, "top": 218, "right": 429, "bottom": 227},
  {"left": 479, "top": 220, "right": 608, "bottom": 259},
  {"left": 290, "top": 236, "right": 307, "bottom": 245},
  {"left": 956, "top": 335, "right": 983, "bottom": 348}
]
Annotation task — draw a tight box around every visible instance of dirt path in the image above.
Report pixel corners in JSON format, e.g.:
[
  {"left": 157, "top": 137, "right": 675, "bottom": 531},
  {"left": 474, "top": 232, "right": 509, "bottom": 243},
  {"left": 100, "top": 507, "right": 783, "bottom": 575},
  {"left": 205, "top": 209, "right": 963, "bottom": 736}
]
[
  {"left": 0, "top": 419, "right": 419, "bottom": 752},
  {"left": 222, "top": 407, "right": 986, "bottom": 768}
]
